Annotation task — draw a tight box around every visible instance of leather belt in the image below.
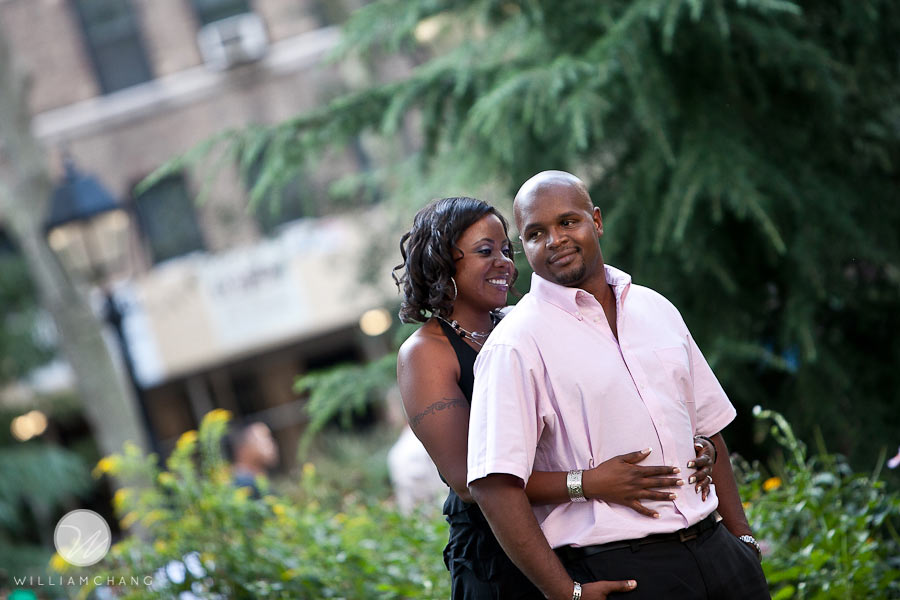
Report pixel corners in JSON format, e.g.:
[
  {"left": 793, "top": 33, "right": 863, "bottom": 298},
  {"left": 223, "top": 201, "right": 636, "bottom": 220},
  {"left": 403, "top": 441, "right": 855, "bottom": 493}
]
[{"left": 554, "top": 514, "right": 718, "bottom": 562}]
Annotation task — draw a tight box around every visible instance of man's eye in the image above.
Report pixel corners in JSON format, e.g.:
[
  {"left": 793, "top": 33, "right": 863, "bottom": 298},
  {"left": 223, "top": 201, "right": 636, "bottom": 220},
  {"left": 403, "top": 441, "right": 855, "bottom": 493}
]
[{"left": 527, "top": 231, "right": 541, "bottom": 241}]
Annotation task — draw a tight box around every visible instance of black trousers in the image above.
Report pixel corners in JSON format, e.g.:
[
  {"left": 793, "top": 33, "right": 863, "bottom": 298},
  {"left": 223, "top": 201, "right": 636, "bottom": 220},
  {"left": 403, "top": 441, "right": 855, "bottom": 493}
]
[{"left": 559, "top": 522, "right": 770, "bottom": 600}]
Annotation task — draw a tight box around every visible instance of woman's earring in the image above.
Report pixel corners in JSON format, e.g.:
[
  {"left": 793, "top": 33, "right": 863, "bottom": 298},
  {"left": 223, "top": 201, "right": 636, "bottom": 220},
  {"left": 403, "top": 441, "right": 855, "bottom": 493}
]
[{"left": 450, "top": 277, "right": 458, "bottom": 301}]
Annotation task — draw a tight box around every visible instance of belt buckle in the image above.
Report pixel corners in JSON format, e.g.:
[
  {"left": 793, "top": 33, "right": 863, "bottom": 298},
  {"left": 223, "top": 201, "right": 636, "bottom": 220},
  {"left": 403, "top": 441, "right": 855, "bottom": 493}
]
[{"left": 679, "top": 528, "right": 699, "bottom": 542}]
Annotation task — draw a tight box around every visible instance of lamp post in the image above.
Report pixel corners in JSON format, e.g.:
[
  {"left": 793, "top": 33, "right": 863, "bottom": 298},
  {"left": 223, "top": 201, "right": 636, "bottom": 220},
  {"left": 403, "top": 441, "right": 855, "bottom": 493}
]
[{"left": 45, "top": 158, "right": 159, "bottom": 455}]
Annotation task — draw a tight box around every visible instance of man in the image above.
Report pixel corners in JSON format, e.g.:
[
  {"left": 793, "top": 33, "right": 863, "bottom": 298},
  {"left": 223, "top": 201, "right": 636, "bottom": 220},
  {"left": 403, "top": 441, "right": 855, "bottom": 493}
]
[
  {"left": 467, "top": 171, "right": 768, "bottom": 599},
  {"left": 231, "top": 421, "right": 279, "bottom": 498}
]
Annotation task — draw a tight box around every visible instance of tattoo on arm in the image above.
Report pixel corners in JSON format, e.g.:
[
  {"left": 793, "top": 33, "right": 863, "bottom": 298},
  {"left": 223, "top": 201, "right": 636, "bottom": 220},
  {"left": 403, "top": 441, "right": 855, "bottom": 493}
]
[{"left": 410, "top": 397, "right": 467, "bottom": 428}]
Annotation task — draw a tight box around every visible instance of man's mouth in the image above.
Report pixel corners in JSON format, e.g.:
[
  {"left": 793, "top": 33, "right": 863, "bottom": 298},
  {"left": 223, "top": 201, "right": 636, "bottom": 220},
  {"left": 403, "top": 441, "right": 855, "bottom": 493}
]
[{"left": 549, "top": 248, "right": 578, "bottom": 265}]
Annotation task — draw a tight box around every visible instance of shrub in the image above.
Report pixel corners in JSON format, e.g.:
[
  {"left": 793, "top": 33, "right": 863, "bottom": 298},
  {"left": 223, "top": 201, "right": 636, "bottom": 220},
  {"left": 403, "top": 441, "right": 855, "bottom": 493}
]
[
  {"left": 52, "top": 407, "right": 900, "bottom": 599},
  {"left": 69, "top": 410, "right": 449, "bottom": 599},
  {"left": 738, "top": 407, "right": 900, "bottom": 599}
]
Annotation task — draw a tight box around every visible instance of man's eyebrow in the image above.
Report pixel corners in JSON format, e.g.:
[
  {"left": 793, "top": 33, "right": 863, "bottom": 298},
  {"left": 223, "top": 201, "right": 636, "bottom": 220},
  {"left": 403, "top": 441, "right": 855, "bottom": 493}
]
[{"left": 558, "top": 211, "right": 581, "bottom": 220}]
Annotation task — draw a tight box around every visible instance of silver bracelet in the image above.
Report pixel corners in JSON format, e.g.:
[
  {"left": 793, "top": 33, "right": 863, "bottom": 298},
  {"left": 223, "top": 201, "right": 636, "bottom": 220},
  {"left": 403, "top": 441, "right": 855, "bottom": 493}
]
[
  {"left": 566, "top": 470, "right": 587, "bottom": 502},
  {"left": 572, "top": 581, "right": 582, "bottom": 600}
]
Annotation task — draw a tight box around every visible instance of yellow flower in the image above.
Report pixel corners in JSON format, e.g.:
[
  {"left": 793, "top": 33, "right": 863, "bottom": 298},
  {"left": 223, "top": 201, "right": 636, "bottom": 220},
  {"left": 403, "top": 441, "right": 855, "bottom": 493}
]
[
  {"left": 50, "top": 552, "right": 69, "bottom": 573},
  {"left": 234, "top": 487, "right": 252, "bottom": 502},
  {"left": 281, "top": 568, "right": 299, "bottom": 580},
  {"left": 272, "top": 503, "right": 287, "bottom": 517},
  {"left": 120, "top": 511, "right": 139, "bottom": 529},
  {"left": 112, "top": 488, "right": 130, "bottom": 511},
  {"left": 154, "top": 540, "right": 168, "bottom": 554},
  {"left": 334, "top": 512, "right": 347, "bottom": 524},
  {"left": 763, "top": 476, "right": 782, "bottom": 492},
  {"left": 92, "top": 456, "right": 119, "bottom": 478},
  {"left": 203, "top": 408, "right": 232, "bottom": 425},
  {"left": 158, "top": 472, "right": 176, "bottom": 486},
  {"left": 742, "top": 501, "right": 751, "bottom": 510},
  {"left": 175, "top": 430, "right": 198, "bottom": 451},
  {"left": 142, "top": 509, "right": 166, "bottom": 527},
  {"left": 213, "top": 466, "right": 231, "bottom": 484},
  {"left": 302, "top": 462, "right": 316, "bottom": 478}
]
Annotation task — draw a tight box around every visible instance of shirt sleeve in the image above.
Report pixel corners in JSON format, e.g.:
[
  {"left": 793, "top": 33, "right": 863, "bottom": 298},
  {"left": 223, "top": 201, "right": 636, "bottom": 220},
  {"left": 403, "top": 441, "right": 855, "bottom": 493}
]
[
  {"left": 467, "top": 342, "right": 542, "bottom": 486},
  {"left": 688, "top": 333, "right": 737, "bottom": 436}
]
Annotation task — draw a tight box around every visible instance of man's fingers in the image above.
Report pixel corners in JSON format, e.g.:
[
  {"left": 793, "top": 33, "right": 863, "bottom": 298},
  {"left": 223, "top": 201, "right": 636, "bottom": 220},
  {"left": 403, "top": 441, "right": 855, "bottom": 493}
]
[{"left": 592, "top": 579, "right": 638, "bottom": 595}]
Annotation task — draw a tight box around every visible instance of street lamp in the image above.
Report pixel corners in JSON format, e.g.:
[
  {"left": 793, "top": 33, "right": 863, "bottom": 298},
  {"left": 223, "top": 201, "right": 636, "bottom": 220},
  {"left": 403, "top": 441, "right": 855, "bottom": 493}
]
[
  {"left": 45, "top": 158, "right": 158, "bottom": 454},
  {"left": 45, "top": 158, "right": 131, "bottom": 283}
]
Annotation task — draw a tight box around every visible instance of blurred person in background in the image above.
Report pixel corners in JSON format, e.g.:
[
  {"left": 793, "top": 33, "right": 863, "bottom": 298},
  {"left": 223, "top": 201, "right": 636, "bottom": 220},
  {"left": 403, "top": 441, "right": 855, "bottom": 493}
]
[
  {"left": 230, "top": 422, "right": 279, "bottom": 499},
  {"left": 393, "top": 197, "right": 717, "bottom": 599}
]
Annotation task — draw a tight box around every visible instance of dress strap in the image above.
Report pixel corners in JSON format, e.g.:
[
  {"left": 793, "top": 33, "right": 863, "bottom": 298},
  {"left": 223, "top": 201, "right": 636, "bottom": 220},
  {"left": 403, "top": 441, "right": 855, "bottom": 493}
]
[{"left": 436, "top": 318, "right": 477, "bottom": 403}]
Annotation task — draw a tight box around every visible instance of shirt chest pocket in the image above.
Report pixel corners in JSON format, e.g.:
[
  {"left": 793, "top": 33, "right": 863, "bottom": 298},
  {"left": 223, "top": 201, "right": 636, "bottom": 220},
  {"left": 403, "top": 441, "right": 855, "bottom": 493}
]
[{"left": 648, "top": 345, "right": 695, "bottom": 413}]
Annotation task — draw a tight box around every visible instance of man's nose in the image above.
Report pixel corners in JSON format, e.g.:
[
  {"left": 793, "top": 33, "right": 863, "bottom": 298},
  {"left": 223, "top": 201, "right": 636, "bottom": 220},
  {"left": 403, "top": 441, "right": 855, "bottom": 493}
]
[{"left": 546, "top": 228, "right": 564, "bottom": 249}]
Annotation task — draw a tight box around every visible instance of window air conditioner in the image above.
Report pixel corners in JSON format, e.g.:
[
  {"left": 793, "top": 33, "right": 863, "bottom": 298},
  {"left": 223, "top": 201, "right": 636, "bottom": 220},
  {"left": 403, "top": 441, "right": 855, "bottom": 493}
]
[{"left": 197, "top": 12, "right": 268, "bottom": 71}]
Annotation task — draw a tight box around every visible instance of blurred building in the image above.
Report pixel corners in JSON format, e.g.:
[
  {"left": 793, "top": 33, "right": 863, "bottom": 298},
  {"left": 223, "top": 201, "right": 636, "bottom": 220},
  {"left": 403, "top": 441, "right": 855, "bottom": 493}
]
[{"left": 0, "top": 0, "right": 399, "bottom": 467}]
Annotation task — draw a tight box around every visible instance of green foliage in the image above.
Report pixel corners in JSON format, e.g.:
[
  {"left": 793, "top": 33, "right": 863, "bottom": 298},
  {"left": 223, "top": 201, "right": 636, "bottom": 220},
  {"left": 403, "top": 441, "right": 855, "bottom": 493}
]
[
  {"left": 0, "top": 253, "right": 54, "bottom": 383},
  {"left": 76, "top": 409, "right": 449, "bottom": 599},
  {"left": 48, "top": 407, "right": 900, "bottom": 599},
  {"left": 738, "top": 407, "right": 900, "bottom": 598},
  {"left": 157, "top": 0, "right": 900, "bottom": 467},
  {"left": 0, "top": 440, "right": 91, "bottom": 582},
  {"left": 294, "top": 353, "right": 398, "bottom": 450}
]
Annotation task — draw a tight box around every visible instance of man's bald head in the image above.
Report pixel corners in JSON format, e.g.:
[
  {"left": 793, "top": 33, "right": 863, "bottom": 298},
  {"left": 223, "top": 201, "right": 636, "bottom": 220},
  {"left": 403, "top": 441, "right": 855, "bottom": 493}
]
[{"left": 513, "top": 171, "right": 593, "bottom": 231}]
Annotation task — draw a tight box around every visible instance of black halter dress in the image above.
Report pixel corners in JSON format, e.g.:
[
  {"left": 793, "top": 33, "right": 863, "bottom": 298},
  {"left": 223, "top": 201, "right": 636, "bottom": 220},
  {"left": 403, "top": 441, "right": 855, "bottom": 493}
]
[{"left": 437, "top": 319, "right": 543, "bottom": 599}]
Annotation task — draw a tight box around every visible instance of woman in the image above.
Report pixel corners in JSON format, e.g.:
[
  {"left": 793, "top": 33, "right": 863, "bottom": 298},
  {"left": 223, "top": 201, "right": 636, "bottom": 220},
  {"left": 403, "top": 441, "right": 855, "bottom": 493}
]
[{"left": 394, "top": 197, "right": 715, "bottom": 598}]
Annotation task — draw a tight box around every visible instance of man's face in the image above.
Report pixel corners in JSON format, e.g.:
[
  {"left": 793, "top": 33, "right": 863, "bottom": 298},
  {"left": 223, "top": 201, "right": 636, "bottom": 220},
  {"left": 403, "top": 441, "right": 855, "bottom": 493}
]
[{"left": 516, "top": 183, "right": 603, "bottom": 288}]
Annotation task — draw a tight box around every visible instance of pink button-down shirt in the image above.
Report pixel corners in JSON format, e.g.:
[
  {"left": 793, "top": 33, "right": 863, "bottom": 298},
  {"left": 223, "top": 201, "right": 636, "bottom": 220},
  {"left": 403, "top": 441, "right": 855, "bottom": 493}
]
[{"left": 467, "top": 265, "right": 736, "bottom": 548}]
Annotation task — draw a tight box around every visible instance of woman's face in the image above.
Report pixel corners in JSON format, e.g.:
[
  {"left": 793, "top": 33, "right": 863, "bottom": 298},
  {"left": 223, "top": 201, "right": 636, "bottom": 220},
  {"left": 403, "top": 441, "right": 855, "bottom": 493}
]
[{"left": 452, "top": 214, "right": 515, "bottom": 312}]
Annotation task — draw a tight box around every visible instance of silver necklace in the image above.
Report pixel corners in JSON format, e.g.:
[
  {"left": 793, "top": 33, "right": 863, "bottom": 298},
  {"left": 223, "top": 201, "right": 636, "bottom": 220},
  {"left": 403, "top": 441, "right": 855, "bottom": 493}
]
[{"left": 437, "top": 316, "right": 492, "bottom": 347}]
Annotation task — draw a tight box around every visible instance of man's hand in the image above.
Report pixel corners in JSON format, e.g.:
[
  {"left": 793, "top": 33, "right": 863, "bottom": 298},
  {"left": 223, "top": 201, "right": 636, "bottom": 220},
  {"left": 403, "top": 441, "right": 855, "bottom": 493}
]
[
  {"left": 582, "top": 579, "right": 637, "bottom": 599},
  {"left": 582, "top": 448, "right": 683, "bottom": 518}
]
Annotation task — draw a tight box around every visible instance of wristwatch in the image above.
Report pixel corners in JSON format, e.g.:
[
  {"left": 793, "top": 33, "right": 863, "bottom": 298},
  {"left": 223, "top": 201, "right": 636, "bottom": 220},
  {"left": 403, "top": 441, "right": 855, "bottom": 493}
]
[
  {"left": 738, "top": 534, "right": 762, "bottom": 561},
  {"left": 571, "top": 581, "right": 582, "bottom": 600}
]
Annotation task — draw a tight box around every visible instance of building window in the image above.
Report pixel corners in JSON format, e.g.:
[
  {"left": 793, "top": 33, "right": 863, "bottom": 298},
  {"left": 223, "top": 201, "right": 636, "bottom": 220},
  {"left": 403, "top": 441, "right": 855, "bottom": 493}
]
[
  {"left": 133, "top": 175, "right": 204, "bottom": 264},
  {"left": 191, "top": 0, "right": 251, "bottom": 26},
  {"left": 72, "top": 0, "right": 153, "bottom": 94}
]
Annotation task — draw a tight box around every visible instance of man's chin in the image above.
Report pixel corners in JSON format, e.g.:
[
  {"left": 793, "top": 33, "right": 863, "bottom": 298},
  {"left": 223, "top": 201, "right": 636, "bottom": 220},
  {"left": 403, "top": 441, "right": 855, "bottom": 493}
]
[{"left": 549, "top": 265, "right": 586, "bottom": 287}]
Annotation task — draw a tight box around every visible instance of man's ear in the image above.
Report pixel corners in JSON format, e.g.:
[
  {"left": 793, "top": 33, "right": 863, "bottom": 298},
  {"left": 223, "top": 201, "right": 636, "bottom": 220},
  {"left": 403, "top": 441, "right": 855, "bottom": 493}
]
[{"left": 593, "top": 206, "right": 603, "bottom": 237}]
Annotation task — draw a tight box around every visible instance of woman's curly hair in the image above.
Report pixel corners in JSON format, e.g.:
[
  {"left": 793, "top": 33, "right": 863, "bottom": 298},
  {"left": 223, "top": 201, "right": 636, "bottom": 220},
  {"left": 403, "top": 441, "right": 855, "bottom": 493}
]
[{"left": 393, "top": 197, "right": 515, "bottom": 323}]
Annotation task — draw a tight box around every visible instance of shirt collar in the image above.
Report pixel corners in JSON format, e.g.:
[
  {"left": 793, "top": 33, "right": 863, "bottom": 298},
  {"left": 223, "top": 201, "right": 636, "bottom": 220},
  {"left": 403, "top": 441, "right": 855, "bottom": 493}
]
[{"left": 529, "top": 264, "right": 632, "bottom": 318}]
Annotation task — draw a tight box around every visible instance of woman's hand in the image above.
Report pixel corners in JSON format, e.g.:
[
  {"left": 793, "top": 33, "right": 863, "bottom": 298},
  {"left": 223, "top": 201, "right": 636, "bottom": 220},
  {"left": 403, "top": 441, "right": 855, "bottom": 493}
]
[
  {"left": 688, "top": 436, "right": 716, "bottom": 501},
  {"left": 581, "top": 448, "right": 683, "bottom": 518}
]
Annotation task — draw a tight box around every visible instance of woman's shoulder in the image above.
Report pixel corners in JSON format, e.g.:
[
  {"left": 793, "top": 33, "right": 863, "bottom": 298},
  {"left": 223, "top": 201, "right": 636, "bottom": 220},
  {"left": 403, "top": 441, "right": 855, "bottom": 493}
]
[
  {"left": 397, "top": 320, "right": 462, "bottom": 391},
  {"left": 398, "top": 320, "right": 456, "bottom": 367}
]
